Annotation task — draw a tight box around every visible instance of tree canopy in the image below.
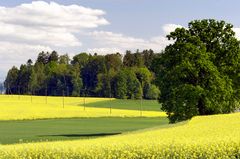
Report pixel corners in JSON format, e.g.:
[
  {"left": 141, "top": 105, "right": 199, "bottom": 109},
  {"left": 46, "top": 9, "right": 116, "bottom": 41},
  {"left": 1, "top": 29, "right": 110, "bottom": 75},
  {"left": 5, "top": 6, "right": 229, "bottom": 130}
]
[
  {"left": 4, "top": 50, "right": 160, "bottom": 100},
  {"left": 154, "top": 19, "right": 240, "bottom": 123}
]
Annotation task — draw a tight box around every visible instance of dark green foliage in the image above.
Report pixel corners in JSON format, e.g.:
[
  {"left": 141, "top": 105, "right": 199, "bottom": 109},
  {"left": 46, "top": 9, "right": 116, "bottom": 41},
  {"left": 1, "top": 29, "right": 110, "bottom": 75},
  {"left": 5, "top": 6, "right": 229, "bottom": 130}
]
[
  {"left": 30, "top": 62, "right": 46, "bottom": 93},
  {"left": 5, "top": 49, "right": 158, "bottom": 99},
  {"left": 81, "top": 55, "right": 107, "bottom": 96},
  {"left": 123, "top": 50, "right": 144, "bottom": 67},
  {"left": 142, "top": 49, "right": 155, "bottom": 69},
  {"left": 17, "top": 64, "right": 32, "bottom": 94},
  {"left": 113, "top": 70, "right": 127, "bottom": 99},
  {"left": 96, "top": 73, "right": 111, "bottom": 97},
  {"left": 71, "top": 53, "right": 89, "bottom": 68},
  {"left": 48, "top": 51, "right": 59, "bottom": 62},
  {"left": 71, "top": 65, "right": 83, "bottom": 96},
  {"left": 0, "top": 83, "right": 4, "bottom": 93},
  {"left": 154, "top": 19, "right": 240, "bottom": 123},
  {"left": 105, "top": 53, "right": 122, "bottom": 71},
  {"left": 36, "top": 51, "right": 50, "bottom": 64},
  {"left": 4, "top": 66, "right": 19, "bottom": 94},
  {"left": 125, "top": 69, "right": 142, "bottom": 99},
  {"left": 144, "top": 84, "right": 160, "bottom": 100},
  {"left": 59, "top": 54, "right": 70, "bottom": 64}
]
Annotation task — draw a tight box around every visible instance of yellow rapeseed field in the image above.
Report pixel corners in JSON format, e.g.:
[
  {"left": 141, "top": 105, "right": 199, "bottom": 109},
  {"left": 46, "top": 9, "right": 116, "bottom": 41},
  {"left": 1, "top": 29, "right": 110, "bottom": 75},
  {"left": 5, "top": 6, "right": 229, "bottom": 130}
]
[
  {"left": 0, "top": 113, "right": 239, "bottom": 158},
  {"left": 0, "top": 95, "right": 165, "bottom": 120}
]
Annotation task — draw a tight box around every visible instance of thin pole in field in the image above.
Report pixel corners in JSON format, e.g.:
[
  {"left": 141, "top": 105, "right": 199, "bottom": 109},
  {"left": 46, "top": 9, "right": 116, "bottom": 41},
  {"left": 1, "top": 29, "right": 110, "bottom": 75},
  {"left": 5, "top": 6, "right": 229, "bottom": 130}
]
[{"left": 62, "top": 90, "right": 65, "bottom": 108}]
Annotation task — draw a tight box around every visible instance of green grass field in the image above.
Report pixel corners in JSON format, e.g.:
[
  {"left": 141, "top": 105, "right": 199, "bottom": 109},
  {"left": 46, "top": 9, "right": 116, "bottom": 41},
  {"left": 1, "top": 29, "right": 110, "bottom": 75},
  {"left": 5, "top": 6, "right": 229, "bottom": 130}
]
[
  {"left": 0, "top": 95, "right": 167, "bottom": 145},
  {"left": 0, "top": 117, "right": 168, "bottom": 145},
  {"left": 84, "top": 99, "right": 162, "bottom": 111}
]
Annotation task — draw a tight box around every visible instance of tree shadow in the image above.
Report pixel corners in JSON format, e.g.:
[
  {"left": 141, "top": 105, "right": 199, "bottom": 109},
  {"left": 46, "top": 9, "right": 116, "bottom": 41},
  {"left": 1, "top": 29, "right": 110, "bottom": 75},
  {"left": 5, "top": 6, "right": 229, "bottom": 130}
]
[{"left": 39, "top": 132, "right": 121, "bottom": 138}]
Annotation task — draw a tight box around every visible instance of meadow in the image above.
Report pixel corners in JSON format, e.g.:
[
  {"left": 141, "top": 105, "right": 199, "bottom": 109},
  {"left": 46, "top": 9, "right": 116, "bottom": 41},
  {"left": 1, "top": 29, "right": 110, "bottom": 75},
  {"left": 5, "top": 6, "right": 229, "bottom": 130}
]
[
  {"left": 0, "top": 95, "right": 165, "bottom": 120},
  {"left": 0, "top": 95, "right": 167, "bottom": 145},
  {"left": 0, "top": 117, "right": 168, "bottom": 144},
  {"left": 0, "top": 95, "right": 240, "bottom": 158},
  {"left": 84, "top": 99, "right": 162, "bottom": 111}
]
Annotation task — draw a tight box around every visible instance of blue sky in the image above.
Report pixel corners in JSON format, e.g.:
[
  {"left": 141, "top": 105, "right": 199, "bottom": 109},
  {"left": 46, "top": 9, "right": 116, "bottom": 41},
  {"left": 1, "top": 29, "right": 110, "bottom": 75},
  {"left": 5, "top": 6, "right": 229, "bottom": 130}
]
[
  {"left": 1, "top": 0, "right": 240, "bottom": 38},
  {"left": 0, "top": 0, "right": 240, "bottom": 81}
]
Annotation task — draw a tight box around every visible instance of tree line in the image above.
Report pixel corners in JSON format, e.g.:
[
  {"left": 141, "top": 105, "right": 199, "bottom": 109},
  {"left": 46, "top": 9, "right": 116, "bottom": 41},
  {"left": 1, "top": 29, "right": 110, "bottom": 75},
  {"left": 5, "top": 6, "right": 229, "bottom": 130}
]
[{"left": 4, "top": 50, "right": 160, "bottom": 99}]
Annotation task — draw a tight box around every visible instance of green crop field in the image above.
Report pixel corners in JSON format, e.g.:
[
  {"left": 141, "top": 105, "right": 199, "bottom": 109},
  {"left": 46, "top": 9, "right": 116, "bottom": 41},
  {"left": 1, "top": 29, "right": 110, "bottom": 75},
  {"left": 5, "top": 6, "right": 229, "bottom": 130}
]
[
  {"left": 0, "top": 117, "right": 168, "bottom": 145},
  {"left": 84, "top": 99, "right": 162, "bottom": 111}
]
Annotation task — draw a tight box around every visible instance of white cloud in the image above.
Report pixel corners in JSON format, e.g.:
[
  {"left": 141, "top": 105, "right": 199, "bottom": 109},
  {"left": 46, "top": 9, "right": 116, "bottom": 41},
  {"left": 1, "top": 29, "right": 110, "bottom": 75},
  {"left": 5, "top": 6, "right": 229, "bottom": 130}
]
[
  {"left": 0, "top": 22, "right": 81, "bottom": 47},
  {"left": 0, "top": 1, "right": 109, "bottom": 29},
  {"left": 0, "top": 1, "right": 109, "bottom": 47},
  {"left": 0, "top": 42, "right": 52, "bottom": 81},
  {"left": 0, "top": 42, "right": 52, "bottom": 61},
  {"left": 162, "top": 24, "right": 184, "bottom": 35},
  {"left": 233, "top": 28, "right": 240, "bottom": 40},
  {"left": 88, "top": 30, "right": 172, "bottom": 53},
  {"left": 87, "top": 48, "right": 122, "bottom": 54}
]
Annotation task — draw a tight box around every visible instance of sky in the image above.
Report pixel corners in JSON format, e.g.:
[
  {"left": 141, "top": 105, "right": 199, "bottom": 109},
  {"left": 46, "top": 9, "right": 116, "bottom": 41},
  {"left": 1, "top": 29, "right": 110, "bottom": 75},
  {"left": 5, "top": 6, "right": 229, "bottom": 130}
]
[{"left": 1, "top": 0, "right": 240, "bottom": 81}]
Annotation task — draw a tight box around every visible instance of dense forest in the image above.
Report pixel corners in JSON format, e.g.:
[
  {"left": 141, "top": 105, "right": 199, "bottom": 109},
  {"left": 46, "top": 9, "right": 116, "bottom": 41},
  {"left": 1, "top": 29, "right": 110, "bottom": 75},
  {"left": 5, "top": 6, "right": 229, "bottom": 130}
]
[{"left": 4, "top": 50, "right": 160, "bottom": 99}]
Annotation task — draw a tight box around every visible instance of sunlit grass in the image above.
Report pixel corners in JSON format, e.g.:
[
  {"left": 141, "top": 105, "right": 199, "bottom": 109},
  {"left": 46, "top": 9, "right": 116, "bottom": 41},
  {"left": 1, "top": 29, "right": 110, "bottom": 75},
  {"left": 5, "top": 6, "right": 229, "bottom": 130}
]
[{"left": 0, "top": 95, "right": 165, "bottom": 120}]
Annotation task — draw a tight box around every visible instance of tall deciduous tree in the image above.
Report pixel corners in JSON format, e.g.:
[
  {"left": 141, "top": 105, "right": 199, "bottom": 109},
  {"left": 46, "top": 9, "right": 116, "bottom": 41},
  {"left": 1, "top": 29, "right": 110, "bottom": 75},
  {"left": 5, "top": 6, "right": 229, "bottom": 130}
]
[{"left": 155, "top": 19, "right": 240, "bottom": 123}]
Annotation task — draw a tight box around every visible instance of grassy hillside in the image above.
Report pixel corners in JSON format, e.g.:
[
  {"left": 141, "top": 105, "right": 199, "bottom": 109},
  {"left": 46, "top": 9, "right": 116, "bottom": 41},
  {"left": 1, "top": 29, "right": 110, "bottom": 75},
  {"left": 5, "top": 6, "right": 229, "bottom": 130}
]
[
  {"left": 0, "top": 95, "right": 166, "bottom": 120},
  {"left": 1, "top": 113, "right": 239, "bottom": 158}
]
